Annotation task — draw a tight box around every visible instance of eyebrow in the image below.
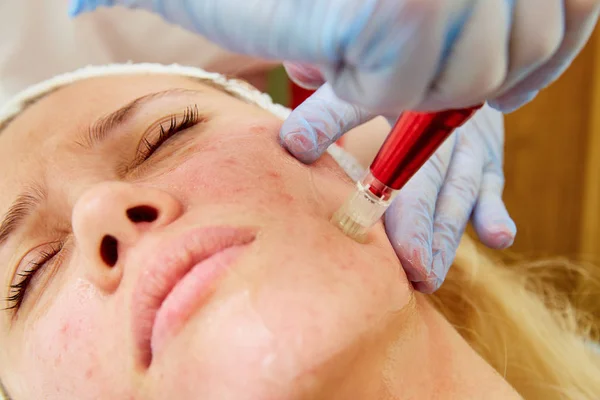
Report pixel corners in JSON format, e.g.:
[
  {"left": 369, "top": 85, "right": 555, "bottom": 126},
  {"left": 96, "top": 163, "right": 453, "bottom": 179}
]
[
  {"left": 0, "top": 92, "right": 179, "bottom": 251},
  {"left": 0, "top": 185, "right": 46, "bottom": 249},
  {"left": 0, "top": 88, "right": 205, "bottom": 251},
  {"left": 79, "top": 88, "right": 199, "bottom": 150}
]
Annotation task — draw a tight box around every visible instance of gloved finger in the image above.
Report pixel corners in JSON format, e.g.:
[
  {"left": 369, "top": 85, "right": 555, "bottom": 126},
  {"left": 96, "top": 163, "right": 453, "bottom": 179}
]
[
  {"left": 283, "top": 62, "right": 325, "bottom": 90},
  {"left": 384, "top": 134, "right": 457, "bottom": 284},
  {"left": 279, "top": 83, "right": 375, "bottom": 164},
  {"left": 489, "top": 0, "right": 600, "bottom": 112},
  {"left": 488, "top": 0, "right": 564, "bottom": 100},
  {"left": 471, "top": 163, "right": 516, "bottom": 250},
  {"left": 416, "top": 132, "right": 485, "bottom": 293},
  {"left": 420, "top": 0, "right": 511, "bottom": 110},
  {"left": 468, "top": 106, "right": 516, "bottom": 249}
]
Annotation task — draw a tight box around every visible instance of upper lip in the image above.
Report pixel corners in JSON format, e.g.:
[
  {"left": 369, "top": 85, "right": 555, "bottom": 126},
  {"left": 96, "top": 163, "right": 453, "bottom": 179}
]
[{"left": 131, "top": 226, "right": 256, "bottom": 367}]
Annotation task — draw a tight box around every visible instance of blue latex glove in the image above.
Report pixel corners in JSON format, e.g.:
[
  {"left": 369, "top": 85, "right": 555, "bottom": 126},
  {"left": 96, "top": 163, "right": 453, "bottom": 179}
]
[
  {"left": 68, "top": 0, "right": 588, "bottom": 291},
  {"left": 389, "top": 104, "right": 514, "bottom": 293},
  {"left": 70, "top": 0, "right": 599, "bottom": 116},
  {"left": 285, "top": 86, "right": 514, "bottom": 292}
]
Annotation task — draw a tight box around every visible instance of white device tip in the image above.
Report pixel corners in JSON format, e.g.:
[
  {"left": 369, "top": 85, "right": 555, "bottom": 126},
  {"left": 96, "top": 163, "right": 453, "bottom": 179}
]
[{"left": 330, "top": 184, "right": 391, "bottom": 242}]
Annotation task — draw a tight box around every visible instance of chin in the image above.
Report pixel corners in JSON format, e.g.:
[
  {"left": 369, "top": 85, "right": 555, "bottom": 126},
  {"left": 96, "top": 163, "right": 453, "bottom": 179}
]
[{"left": 147, "top": 306, "right": 363, "bottom": 400}]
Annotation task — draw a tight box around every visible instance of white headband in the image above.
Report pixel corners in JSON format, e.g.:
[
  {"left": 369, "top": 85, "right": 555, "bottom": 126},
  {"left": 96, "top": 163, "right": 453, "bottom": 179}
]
[
  {"left": 0, "top": 62, "right": 293, "bottom": 124},
  {"left": 0, "top": 62, "right": 365, "bottom": 181}
]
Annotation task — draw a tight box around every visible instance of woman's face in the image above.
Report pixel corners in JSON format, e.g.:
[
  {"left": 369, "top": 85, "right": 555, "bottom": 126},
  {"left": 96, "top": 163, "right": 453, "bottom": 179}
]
[{"left": 0, "top": 75, "right": 412, "bottom": 399}]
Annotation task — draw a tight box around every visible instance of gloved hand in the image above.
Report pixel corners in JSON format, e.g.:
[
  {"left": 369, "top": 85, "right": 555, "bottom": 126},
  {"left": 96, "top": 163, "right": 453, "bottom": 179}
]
[
  {"left": 388, "top": 104, "right": 514, "bottom": 293},
  {"left": 286, "top": 86, "right": 514, "bottom": 293},
  {"left": 68, "top": 0, "right": 580, "bottom": 291},
  {"left": 70, "top": 0, "right": 599, "bottom": 115}
]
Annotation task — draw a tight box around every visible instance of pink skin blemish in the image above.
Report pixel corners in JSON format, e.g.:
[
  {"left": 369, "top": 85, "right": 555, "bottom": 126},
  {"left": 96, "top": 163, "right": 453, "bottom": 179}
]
[
  {"left": 165, "top": 131, "right": 299, "bottom": 214},
  {"left": 21, "top": 278, "right": 132, "bottom": 398},
  {"left": 266, "top": 171, "right": 281, "bottom": 180},
  {"left": 278, "top": 193, "right": 294, "bottom": 205},
  {"left": 248, "top": 125, "right": 270, "bottom": 136},
  {"left": 230, "top": 187, "right": 250, "bottom": 195},
  {"left": 222, "top": 157, "right": 239, "bottom": 168}
]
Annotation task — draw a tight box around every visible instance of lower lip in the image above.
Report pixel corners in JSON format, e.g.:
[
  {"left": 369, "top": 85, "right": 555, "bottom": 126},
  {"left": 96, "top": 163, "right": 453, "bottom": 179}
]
[{"left": 151, "top": 244, "right": 250, "bottom": 358}]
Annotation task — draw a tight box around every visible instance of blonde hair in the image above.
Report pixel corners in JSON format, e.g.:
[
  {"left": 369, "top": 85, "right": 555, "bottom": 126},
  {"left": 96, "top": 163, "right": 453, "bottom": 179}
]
[
  {"left": 0, "top": 64, "right": 598, "bottom": 398},
  {"left": 430, "top": 235, "right": 600, "bottom": 399}
]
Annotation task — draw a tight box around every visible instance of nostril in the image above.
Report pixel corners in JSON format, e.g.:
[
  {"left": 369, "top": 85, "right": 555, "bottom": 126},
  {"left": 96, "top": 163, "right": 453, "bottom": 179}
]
[
  {"left": 126, "top": 205, "right": 158, "bottom": 223},
  {"left": 100, "top": 235, "right": 119, "bottom": 267}
]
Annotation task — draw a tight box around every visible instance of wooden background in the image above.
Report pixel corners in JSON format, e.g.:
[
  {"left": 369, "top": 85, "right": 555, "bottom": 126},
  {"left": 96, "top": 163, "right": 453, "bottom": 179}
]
[{"left": 502, "top": 26, "right": 600, "bottom": 261}]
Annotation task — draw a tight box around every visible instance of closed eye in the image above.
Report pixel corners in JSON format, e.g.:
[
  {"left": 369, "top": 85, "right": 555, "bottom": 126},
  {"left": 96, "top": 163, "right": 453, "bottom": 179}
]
[
  {"left": 136, "top": 105, "right": 202, "bottom": 163},
  {"left": 4, "top": 241, "right": 63, "bottom": 312}
]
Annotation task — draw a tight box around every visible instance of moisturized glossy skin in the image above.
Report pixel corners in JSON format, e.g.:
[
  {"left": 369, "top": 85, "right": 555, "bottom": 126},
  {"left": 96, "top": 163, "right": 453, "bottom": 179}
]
[{"left": 0, "top": 75, "right": 520, "bottom": 399}]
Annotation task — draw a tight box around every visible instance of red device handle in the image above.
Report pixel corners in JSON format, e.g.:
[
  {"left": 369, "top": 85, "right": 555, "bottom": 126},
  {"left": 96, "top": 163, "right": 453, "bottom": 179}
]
[{"left": 370, "top": 104, "right": 484, "bottom": 192}]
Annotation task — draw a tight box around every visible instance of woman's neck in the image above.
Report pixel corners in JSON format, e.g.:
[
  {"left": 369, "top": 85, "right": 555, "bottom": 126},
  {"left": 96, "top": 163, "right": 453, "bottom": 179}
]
[{"left": 303, "top": 294, "right": 522, "bottom": 400}]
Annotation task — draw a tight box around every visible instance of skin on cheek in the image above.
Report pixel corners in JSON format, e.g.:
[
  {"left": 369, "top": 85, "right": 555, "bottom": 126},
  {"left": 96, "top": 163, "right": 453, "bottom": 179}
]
[
  {"left": 251, "top": 259, "right": 368, "bottom": 364},
  {"left": 166, "top": 141, "right": 301, "bottom": 213},
  {"left": 265, "top": 170, "right": 295, "bottom": 205},
  {"left": 21, "top": 279, "right": 128, "bottom": 399},
  {"left": 244, "top": 221, "right": 413, "bottom": 377}
]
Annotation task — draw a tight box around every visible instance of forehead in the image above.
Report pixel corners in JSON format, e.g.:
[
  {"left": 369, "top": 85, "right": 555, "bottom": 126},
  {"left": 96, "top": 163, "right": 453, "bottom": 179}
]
[
  {"left": 0, "top": 74, "right": 224, "bottom": 152},
  {"left": 0, "top": 75, "right": 233, "bottom": 213}
]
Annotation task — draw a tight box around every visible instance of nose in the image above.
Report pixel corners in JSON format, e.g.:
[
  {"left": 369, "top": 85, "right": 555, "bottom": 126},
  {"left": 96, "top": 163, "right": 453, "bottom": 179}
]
[{"left": 72, "top": 181, "right": 183, "bottom": 292}]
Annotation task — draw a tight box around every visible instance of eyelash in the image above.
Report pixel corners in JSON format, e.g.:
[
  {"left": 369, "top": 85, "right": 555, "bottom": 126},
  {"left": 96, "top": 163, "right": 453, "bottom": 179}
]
[
  {"left": 4, "top": 107, "right": 202, "bottom": 312},
  {"left": 5, "top": 241, "right": 63, "bottom": 311},
  {"left": 139, "top": 105, "right": 200, "bottom": 161}
]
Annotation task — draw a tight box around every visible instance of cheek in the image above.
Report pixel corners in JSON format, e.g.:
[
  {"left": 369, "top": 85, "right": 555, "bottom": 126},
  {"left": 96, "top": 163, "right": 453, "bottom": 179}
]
[
  {"left": 235, "top": 230, "right": 409, "bottom": 378},
  {"left": 164, "top": 131, "right": 304, "bottom": 211},
  {"left": 22, "top": 279, "right": 125, "bottom": 398}
]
